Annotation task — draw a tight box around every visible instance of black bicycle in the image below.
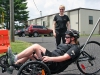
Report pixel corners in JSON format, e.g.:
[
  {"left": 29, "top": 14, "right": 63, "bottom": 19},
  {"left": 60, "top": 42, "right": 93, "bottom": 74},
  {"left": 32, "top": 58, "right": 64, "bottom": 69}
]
[{"left": 15, "top": 41, "right": 100, "bottom": 75}]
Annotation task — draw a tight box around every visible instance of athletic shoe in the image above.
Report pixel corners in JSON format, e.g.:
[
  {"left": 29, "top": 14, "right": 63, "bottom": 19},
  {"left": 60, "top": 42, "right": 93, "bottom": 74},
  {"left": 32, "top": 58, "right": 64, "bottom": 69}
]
[
  {"left": 6, "top": 66, "right": 14, "bottom": 74},
  {"left": 7, "top": 47, "right": 15, "bottom": 65}
]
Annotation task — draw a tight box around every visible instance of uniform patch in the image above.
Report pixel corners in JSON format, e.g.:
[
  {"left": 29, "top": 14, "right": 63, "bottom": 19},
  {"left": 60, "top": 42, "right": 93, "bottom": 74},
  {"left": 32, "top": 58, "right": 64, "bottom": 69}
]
[{"left": 71, "top": 50, "right": 75, "bottom": 55}]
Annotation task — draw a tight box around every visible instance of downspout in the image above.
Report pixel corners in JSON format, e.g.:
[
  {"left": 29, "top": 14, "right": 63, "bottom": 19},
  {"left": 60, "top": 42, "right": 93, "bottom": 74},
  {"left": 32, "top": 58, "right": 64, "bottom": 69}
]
[
  {"left": 78, "top": 9, "right": 79, "bottom": 32},
  {"left": 99, "top": 22, "right": 100, "bottom": 35}
]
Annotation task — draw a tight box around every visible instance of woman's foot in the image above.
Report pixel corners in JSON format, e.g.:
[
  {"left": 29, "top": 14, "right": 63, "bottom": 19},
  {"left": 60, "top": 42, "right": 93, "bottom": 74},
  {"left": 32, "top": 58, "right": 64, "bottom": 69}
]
[{"left": 7, "top": 47, "right": 15, "bottom": 65}]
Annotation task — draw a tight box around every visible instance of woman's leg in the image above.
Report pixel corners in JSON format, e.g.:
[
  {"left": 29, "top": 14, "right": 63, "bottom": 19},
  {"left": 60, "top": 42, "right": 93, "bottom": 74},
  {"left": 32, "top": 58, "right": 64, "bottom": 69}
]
[
  {"left": 56, "top": 34, "right": 61, "bottom": 46},
  {"left": 15, "top": 57, "right": 28, "bottom": 64},
  {"left": 15, "top": 54, "right": 37, "bottom": 64},
  {"left": 8, "top": 43, "right": 46, "bottom": 65},
  {"left": 62, "top": 33, "right": 66, "bottom": 44},
  {"left": 16, "top": 44, "right": 46, "bottom": 60}
]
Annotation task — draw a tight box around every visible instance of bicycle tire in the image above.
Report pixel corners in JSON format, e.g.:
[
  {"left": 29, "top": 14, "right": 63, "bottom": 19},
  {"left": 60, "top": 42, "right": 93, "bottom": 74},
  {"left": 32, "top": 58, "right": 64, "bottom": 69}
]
[
  {"left": 17, "top": 61, "right": 51, "bottom": 75},
  {"left": 77, "top": 41, "right": 100, "bottom": 75}
]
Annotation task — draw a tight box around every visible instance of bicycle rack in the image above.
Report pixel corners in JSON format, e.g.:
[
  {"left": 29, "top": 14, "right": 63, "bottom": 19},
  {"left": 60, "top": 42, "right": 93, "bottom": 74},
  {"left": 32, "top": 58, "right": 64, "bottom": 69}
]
[{"left": 81, "top": 17, "right": 100, "bottom": 52}]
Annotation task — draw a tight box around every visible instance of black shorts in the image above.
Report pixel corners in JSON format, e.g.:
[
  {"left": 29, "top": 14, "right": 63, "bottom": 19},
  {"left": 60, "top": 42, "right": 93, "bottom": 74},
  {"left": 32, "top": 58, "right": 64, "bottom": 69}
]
[
  {"left": 44, "top": 49, "right": 59, "bottom": 72},
  {"left": 44, "top": 49, "right": 71, "bottom": 74},
  {"left": 44, "top": 49, "right": 57, "bottom": 57}
]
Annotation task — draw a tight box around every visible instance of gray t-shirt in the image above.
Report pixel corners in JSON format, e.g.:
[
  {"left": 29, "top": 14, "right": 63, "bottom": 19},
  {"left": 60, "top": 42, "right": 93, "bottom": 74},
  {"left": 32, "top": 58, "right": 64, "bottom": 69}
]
[
  {"left": 50, "top": 44, "right": 80, "bottom": 73},
  {"left": 52, "top": 44, "right": 80, "bottom": 59}
]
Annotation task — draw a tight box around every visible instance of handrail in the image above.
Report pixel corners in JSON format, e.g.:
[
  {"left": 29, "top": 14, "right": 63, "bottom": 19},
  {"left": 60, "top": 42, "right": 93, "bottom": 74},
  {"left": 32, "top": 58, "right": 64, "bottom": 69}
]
[{"left": 81, "top": 17, "right": 100, "bottom": 52}]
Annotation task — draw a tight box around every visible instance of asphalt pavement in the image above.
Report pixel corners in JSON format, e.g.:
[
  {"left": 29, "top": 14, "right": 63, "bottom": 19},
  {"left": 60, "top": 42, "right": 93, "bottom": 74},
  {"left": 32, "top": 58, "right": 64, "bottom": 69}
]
[{"left": 0, "top": 36, "right": 100, "bottom": 75}]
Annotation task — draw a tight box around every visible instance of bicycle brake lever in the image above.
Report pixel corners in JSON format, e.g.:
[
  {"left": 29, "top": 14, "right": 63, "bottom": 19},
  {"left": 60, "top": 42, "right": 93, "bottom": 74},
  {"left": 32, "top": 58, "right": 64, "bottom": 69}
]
[
  {"left": 33, "top": 52, "right": 38, "bottom": 60},
  {"left": 41, "top": 52, "right": 44, "bottom": 57},
  {"left": 33, "top": 52, "right": 44, "bottom": 61}
]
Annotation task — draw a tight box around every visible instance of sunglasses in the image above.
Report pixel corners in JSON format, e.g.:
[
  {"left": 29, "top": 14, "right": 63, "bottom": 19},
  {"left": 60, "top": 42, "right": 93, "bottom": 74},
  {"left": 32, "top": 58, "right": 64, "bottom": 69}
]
[{"left": 65, "top": 36, "right": 71, "bottom": 38}]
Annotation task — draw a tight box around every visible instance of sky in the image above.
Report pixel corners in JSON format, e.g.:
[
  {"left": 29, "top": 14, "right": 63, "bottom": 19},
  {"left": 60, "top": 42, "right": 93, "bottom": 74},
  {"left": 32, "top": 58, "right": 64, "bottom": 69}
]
[{"left": 26, "top": 0, "right": 100, "bottom": 20}]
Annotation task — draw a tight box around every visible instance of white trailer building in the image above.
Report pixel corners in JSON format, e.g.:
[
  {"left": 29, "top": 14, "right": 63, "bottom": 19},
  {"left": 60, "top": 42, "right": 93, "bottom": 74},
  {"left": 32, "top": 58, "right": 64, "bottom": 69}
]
[{"left": 28, "top": 8, "right": 100, "bottom": 35}]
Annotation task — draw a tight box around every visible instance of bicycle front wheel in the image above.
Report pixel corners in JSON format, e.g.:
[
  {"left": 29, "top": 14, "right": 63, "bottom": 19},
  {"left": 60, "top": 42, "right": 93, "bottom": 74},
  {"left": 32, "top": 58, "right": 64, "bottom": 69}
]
[
  {"left": 77, "top": 41, "right": 100, "bottom": 75},
  {"left": 17, "top": 61, "right": 51, "bottom": 75}
]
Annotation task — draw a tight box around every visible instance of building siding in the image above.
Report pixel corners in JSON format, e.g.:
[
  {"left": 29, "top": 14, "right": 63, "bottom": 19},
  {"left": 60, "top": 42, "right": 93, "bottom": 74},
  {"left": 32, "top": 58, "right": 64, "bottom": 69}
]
[
  {"left": 28, "top": 8, "right": 100, "bottom": 35},
  {"left": 70, "top": 10, "right": 79, "bottom": 31},
  {"left": 80, "top": 9, "right": 100, "bottom": 35}
]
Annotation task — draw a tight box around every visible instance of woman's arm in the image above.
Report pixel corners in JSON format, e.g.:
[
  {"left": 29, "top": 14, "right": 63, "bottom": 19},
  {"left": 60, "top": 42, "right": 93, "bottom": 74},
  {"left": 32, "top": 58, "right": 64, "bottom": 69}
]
[
  {"left": 66, "top": 21, "right": 70, "bottom": 30},
  {"left": 43, "top": 53, "right": 71, "bottom": 62},
  {"left": 53, "top": 21, "right": 56, "bottom": 37}
]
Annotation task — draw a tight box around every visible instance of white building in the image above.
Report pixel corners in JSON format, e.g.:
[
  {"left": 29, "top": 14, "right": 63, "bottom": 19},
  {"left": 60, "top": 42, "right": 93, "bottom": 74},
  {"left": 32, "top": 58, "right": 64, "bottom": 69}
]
[{"left": 28, "top": 8, "right": 100, "bottom": 35}]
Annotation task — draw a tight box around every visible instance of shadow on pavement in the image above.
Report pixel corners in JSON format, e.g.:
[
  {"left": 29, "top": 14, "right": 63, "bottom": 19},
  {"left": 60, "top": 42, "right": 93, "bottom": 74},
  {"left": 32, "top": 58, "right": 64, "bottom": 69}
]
[
  {"left": 53, "top": 74, "right": 83, "bottom": 75},
  {"left": 30, "top": 42, "right": 52, "bottom": 43}
]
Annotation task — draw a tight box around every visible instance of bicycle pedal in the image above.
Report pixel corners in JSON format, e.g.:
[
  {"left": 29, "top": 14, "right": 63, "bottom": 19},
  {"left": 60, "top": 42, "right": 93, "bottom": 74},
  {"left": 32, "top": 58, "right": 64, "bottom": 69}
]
[
  {"left": 2, "top": 67, "right": 6, "bottom": 73},
  {"left": 13, "top": 64, "right": 22, "bottom": 70}
]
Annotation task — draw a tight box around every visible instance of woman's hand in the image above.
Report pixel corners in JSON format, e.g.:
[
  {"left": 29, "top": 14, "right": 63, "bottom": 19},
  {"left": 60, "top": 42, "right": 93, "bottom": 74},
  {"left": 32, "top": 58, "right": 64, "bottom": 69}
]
[
  {"left": 53, "top": 32, "right": 56, "bottom": 37},
  {"left": 42, "top": 56, "right": 52, "bottom": 62}
]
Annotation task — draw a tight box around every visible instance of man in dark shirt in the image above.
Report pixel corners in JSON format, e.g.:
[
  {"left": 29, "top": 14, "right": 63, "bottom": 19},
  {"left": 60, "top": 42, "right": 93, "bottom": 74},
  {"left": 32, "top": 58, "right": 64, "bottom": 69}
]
[
  {"left": 53, "top": 5, "right": 70, "bottom": 46},
  {"left": 7, "top": 29, "right": 80, "bottom": 74}
]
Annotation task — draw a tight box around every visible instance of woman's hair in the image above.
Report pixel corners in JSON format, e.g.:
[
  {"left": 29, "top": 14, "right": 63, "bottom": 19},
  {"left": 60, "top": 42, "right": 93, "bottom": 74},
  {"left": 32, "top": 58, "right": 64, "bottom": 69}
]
[
  {"left": 75, "top": 39, "right": 80, "bottom": 45},
  {"left": 59, "top": 5, "right": 65, "bottom": 10},
  {"left": 65, "top": 29, "right": 80, "bottom": 45}
]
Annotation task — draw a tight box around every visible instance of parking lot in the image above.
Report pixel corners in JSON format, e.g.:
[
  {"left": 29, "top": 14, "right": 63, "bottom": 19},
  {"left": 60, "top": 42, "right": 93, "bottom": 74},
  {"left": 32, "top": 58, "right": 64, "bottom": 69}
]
[{"left": 0, "top": 36, "right": 100, "bottom": 75}]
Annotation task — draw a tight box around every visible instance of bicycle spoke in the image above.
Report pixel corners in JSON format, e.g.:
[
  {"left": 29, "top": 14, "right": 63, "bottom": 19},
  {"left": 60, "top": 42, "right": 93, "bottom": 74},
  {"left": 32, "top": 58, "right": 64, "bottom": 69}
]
[{"left": 17, "top": 61, "right": 51, "bottom": 75}]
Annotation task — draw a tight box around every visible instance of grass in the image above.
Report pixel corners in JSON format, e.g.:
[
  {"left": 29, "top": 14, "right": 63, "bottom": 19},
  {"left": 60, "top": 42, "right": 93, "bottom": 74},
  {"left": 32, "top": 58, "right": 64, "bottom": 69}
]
[{"left": 11, "top": 40, "right": 32, "bottom": 53}]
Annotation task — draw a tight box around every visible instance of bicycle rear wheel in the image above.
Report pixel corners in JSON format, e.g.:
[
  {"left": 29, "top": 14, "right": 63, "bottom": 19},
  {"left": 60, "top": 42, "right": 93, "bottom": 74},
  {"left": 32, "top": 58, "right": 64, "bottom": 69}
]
[
  {"left": 17, "top": 61, "right": 51, "bottom": 75},
  {"left": 77, "top": 41, "right": 100, "bottom": 75}
]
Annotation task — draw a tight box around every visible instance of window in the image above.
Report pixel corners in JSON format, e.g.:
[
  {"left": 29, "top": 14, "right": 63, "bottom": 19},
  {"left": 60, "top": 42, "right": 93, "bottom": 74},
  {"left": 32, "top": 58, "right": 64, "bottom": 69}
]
[
  {"left": 43, "top": 26, "right": 47, "bottom": 29},
  {"left": 38, "top": 26, "right": 43, "bottom": 29},
  {"left": 33, "top": 26, "right": 37, "bottom": 28},
  {"left": 89, "top": 16, "right": 93, "bottom": 24},
  {"left": 43, "top": 21, "right": 45, "bottom": 26}
]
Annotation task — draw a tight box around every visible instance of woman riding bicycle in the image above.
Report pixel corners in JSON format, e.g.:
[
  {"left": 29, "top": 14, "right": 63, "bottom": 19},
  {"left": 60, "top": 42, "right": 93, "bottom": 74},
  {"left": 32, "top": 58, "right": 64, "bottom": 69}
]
[{"left": 7, "top": 29, "right": 80, "bottom": 74}]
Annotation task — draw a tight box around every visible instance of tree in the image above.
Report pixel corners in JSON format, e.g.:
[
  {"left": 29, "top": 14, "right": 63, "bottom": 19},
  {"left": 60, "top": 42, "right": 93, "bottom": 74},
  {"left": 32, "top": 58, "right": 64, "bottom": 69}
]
[
  {"left": 0, "top": 0, "right": 29, "bottom": 29},
  {"left": 0, "top": 7, "right": 3, "bottom": 24},
  {"left": 0, "top": 7, "right": 5, "bottom": 28}
]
